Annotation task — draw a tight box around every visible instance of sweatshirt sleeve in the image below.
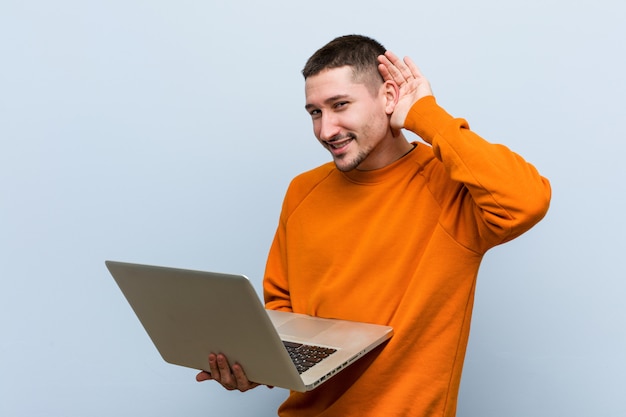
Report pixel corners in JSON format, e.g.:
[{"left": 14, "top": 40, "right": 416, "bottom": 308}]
[
  {"left": 263, "top": 165, "right": 336, "bottom": 311},
  {"left": 404, "top": 96, "right": 551, "bottom": 251},
  {"left": 263, "top": 209, "right": 293, "bottom": 312},
  {"left": 263, "top": 177, "right": 304, "bottom": 312}
]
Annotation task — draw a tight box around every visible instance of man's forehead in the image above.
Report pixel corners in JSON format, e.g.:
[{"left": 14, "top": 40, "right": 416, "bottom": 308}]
[
  {"left": 304, "top": 67, "right": 367, "bottom": 103},
  {"left": 305, "top": 66, "right": 354, "bottom": 87}
]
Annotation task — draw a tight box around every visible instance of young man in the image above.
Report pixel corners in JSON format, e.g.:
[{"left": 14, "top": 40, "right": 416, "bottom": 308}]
[{"left": 197, "top": 35, "right": 551, "bottom": 416}]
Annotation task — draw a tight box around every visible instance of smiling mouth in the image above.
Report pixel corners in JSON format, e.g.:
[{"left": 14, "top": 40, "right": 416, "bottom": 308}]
[{"left": 326, "top": 134, "right": 355, "bottom": 151}]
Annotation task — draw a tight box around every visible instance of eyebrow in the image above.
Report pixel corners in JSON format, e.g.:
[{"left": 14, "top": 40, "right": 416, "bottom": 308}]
[{"left": 305, "top": 94, "right": 351, "bottom": 111}]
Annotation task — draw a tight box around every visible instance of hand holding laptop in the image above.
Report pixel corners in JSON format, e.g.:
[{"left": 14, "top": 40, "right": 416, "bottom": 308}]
[
  {"left": 106, "top": 261, "right": 392, "bottom": 392},
  {"left": 196, "top": 353, "right": 272, "bottom": 392}
]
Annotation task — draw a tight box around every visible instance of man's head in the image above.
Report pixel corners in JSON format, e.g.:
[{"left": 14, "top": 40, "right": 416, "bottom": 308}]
[
  {"left": 302, "top": 35, "right": 386, "bottom": 96},
  {"left": 303, "top": 35, "right": 409, "bottom": 172}
]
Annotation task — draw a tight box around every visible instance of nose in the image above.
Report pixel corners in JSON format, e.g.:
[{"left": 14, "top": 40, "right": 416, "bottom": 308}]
[{"left": 317, "top": 112, "right": 341, "bottom": 142}]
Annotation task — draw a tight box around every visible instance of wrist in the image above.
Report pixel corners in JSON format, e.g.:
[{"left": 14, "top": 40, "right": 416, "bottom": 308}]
[{"left": 403, "top": 95, "right": 453, "bottom": 144}]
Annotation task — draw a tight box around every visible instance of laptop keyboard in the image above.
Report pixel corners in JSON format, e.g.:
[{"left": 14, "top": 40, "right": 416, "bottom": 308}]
[{"left": 282, "top": 341, "right": 337, "bottom": 374}]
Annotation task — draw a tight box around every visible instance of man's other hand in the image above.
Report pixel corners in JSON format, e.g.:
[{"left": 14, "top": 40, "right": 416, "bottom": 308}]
[{"left": 195, "top": 353, "right": 272, "bottom": 392}]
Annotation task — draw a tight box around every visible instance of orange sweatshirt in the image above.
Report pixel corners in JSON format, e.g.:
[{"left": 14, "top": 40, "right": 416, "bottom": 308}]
[{"left": 264, "top": 96, "right": 551, "bottom": 417}]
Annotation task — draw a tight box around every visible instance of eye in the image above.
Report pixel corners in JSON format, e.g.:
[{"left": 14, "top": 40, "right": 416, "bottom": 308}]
[
  {"left": 334, "top": 101, "right": 348, "bottom": 109},
  {"left": 308, "top": 108, "right": 322, "bottom": 119}
]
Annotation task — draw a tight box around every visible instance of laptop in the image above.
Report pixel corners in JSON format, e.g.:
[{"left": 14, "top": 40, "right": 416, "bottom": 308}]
[{"left": 105, "top": 260, "right": 393, "bottom": 392}]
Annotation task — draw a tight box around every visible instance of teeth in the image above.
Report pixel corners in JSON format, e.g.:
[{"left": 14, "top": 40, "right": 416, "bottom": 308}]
[{"left": 329, "top": 138, "right": 352, "bottom": 149}]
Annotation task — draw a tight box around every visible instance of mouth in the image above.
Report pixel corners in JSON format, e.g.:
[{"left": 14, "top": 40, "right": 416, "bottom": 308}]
[{"left": 325, "top": 134, "right": 355, "bottom": 153}]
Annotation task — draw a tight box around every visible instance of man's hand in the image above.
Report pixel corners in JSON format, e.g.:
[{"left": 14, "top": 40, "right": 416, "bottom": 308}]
[
  {"left": 378, "top": 51, "right": 433, "bottom": 130},
  {"left": 196, "top": 353, "right": 266, "bottom": 392}
]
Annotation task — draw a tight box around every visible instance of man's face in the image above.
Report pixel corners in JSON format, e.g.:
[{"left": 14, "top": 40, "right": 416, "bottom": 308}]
[{"left": 304, "top": 66, "right": 391, "bottom": 172}]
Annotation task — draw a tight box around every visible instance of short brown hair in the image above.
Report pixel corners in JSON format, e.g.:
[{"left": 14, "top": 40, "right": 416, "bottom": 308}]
[{"left": 302, "top": 35, "right": 386, "bottom": 92}]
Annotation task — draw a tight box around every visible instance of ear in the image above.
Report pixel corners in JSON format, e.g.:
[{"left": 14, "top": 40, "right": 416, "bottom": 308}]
[{"left": 382, "top": 80, "right": 399, "bottom": 115}]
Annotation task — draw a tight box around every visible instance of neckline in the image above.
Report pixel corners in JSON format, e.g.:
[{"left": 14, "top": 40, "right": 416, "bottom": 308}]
[{"left": 342, "top": 142, "right": 421, "bottom": 184}]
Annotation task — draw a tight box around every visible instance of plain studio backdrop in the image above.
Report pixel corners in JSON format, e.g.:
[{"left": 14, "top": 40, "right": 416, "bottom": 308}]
[{"left": 1, "top": 1, "right": 624, "bottom": 416}]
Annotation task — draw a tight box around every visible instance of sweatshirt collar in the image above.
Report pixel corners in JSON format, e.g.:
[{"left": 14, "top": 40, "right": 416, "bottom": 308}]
[{"left": 341, "top": 142, "right": 422, "bottom": 184}]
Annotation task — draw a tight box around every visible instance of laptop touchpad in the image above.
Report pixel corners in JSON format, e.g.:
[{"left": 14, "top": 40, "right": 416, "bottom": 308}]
[{"left": 277, "top": 317, "right": 335, "bottom": 339}]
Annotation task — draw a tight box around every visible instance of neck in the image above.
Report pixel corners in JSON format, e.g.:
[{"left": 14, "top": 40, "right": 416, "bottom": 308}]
[{"left": 356, "top": 133, "right": 412, "bottom": 171}]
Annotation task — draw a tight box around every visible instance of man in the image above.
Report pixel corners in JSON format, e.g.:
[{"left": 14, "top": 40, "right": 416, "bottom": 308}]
[{"left": 196, "top": 34, "right": 551, "bottom": 416}]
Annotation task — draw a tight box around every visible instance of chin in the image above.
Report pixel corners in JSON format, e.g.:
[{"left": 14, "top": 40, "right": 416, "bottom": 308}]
[
  {"left": 333, "top": 156, "right": 362, "bottom": 172},
  {"left": 334, "top": 163, "right": 355, "bottom": 173}
]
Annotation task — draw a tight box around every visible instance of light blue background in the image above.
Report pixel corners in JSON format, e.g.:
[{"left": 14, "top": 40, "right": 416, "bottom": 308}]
[{"left": 1, "top": 1, "right": 624, "bottom": 416}]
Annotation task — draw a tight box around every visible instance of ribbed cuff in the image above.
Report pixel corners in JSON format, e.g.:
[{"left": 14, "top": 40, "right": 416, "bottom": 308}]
[{"left": 403, "top": 95, "right": 456, "bottom": 144}]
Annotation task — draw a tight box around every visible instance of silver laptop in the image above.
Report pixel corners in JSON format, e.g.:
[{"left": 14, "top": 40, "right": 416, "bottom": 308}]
[{"left": 105, "top": 261, "right": 393, "bottom": 392}]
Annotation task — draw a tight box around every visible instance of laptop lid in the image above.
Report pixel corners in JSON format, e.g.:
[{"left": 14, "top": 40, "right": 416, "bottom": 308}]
[{"left": 105, "top": 260, "right": 393, "bottom": 392}]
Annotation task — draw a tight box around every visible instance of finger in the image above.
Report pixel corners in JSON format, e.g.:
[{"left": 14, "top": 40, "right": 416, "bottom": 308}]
[
  {"left": 378, "top": 54, "right": 406, "bottom": 85},
  {"left": 384, "top": 51, "right": 413, "bottom": 82},
  {"left": 377, "top": 55, "right": 394, "bottom": 82},
  {"left": 196, "top": 370, "right": 212, "bottom": 382},
  {"left": 383, "top": 50, "right": 403, "bottom": 66},
  {"left": 208, "top": 353, "right": 221, "bottom": 382},
  {"left": 232, "top": 363, "right": 259, "bottom": 392},
  {"left": 402, "top": 56, "right": 426, "bottom": 80},
  {"left": 216, "top": 354, "right": 237, "bottom": 390},
  {"left": 377, "top": 60, "right": 393, "bottom": 83}
]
